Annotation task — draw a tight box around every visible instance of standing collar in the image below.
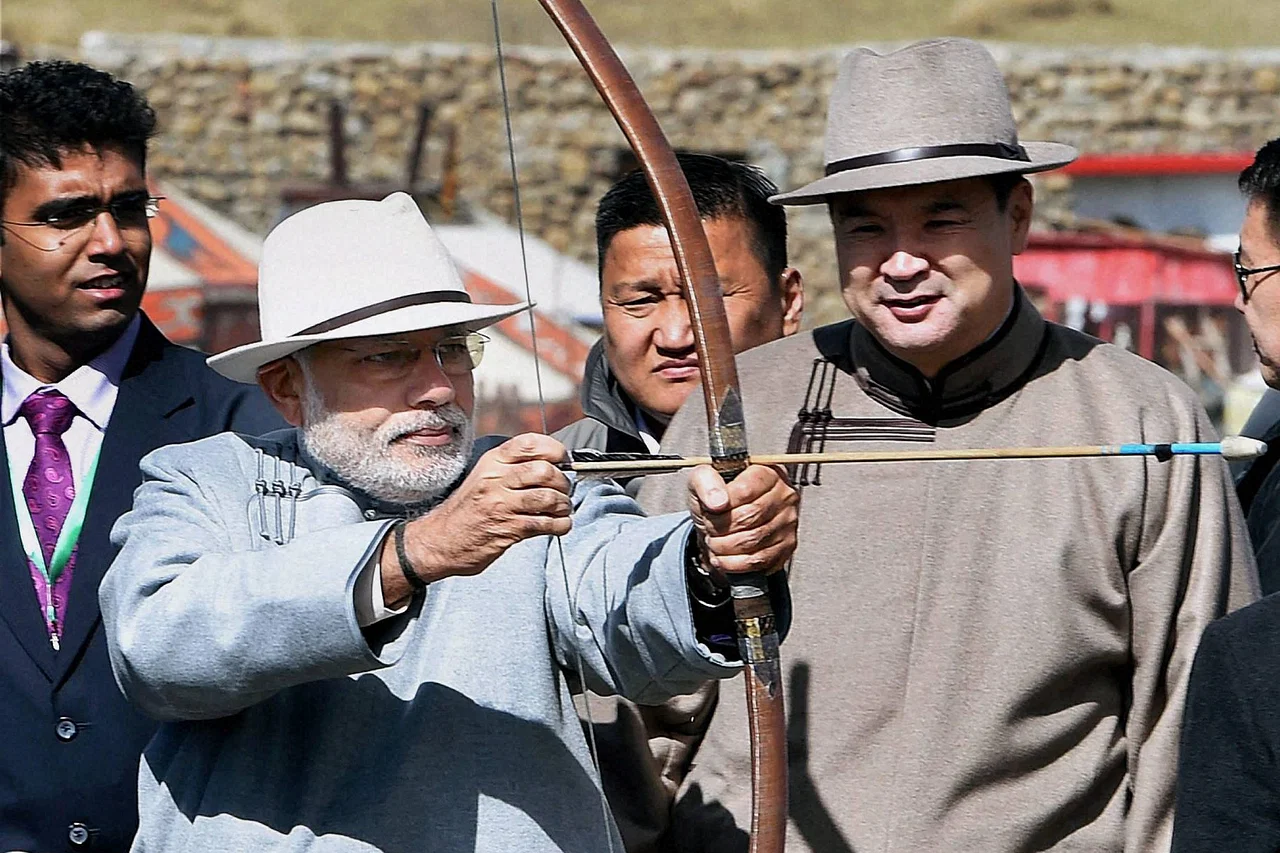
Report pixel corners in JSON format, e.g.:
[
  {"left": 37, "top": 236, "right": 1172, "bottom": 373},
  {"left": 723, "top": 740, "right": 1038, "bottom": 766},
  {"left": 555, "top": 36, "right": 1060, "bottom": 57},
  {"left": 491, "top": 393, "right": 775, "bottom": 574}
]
[
  {"left": 0, "top": 313, "right": 142, "bottom": 429},
  {"left": 848, "top": 287, "right": 1049, "bottom": 423}
]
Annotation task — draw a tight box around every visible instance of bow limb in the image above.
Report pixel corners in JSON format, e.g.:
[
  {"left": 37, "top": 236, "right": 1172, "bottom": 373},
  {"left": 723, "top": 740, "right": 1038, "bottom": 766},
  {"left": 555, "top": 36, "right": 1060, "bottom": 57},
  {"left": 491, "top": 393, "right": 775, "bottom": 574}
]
[{"left": 533, "top": 2, "right": 787, "bottom": 850}]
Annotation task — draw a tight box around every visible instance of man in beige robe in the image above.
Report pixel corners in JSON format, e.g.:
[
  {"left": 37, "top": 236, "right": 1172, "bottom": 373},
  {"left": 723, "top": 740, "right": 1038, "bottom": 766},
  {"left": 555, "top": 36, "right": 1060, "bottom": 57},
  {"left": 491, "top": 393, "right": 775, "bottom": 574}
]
[{"left": 639, "top": 38, "right": 1258, "bottom": 853}]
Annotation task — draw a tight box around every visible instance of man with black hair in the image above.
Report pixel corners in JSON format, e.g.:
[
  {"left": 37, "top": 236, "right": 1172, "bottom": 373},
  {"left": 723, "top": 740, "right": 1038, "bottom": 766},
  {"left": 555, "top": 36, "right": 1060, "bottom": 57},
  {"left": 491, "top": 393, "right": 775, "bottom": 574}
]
[
  {"left": 642, "top": 39, "right": 1253, "bottom": 852},
  {"left": 555, "top": 152, "right": 803, "bottom": 461},
  {"left": 1222, "top": 138, "right": 1280, "bottom": 595},
  {"left": 1174, "top": 138, "right": 1280, "bottom": 852},
  {"left": 0, "top": 60, "right": 280, "bottom": 851},
  {"left": 552, "top": 153, "right": 802, "bottom": 853}
]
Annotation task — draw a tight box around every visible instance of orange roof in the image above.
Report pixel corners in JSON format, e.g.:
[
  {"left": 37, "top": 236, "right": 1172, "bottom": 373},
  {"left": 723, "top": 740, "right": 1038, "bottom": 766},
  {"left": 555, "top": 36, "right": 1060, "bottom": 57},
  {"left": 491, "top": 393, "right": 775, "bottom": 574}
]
[
  {"left": 149, "top": 188, "right": 258, "bottom": 287},
  {"left": 463, "top": 271, "right": 590, "bottom": 382}
]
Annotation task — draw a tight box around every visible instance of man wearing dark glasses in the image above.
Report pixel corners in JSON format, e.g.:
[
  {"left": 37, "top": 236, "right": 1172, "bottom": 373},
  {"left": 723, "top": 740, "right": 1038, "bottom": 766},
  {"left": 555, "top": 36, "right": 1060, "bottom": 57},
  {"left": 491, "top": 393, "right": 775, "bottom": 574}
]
[{"left": 0, "top": 61, "right": 280, "bottom": 852}]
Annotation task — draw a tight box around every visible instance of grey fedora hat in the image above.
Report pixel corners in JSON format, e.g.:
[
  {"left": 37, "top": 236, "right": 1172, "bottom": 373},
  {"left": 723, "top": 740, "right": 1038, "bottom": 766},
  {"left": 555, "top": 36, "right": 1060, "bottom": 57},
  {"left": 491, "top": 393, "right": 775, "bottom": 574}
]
[{"left": 772, "top": 38, "right": 1077, "bottom": 206}]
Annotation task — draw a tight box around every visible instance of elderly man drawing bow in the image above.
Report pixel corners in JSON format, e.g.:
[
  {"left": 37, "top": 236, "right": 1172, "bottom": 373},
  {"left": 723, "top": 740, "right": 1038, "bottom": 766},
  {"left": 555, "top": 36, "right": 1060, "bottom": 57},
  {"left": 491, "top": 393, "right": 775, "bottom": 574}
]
[{"left": 99, "top": 192, "right": 797, "bottom": 852}]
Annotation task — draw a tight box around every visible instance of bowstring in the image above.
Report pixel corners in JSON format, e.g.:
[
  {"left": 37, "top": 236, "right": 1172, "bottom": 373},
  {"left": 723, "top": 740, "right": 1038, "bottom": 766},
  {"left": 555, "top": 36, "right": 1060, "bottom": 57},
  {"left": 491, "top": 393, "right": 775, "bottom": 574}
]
[{"left": 489, "top": 3, "right": 618, "bottom": 851}]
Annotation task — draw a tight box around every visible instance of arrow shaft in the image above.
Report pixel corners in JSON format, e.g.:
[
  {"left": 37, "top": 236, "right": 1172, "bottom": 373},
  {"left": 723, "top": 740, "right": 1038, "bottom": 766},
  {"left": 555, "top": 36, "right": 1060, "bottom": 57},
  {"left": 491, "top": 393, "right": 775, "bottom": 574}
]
[{"left": 562, "top": 441, "right": 1257, "bottom": 476}]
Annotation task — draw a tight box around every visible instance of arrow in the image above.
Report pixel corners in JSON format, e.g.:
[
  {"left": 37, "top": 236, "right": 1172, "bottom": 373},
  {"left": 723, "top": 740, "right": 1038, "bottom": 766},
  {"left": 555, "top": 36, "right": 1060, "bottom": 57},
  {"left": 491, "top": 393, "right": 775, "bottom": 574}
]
[{"left": 561, "top": 436, "right": 1267, "bottom": 477}]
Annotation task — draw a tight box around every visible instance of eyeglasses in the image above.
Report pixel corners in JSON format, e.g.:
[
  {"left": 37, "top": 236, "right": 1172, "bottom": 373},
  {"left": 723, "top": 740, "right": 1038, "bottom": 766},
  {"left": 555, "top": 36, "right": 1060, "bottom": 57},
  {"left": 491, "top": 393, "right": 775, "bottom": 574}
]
[
  {"left": 433, "top": 333, "right": 488, "bottom": 375},
  {"left": 1234, "top": 250, "right": 1280, "bottom": 304},
  {"left": 1, "top": 195, "right": 163, "bottom": 253},
  {"left": 341, "top": 333, "right": 489, "bottom": 378}
]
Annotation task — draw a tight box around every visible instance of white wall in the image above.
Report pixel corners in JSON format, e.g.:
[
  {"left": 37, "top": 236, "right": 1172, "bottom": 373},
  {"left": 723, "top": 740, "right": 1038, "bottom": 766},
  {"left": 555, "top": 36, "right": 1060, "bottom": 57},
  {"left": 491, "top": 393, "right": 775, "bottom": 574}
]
[
  {"left": 472, "top": 332, "right": 578, "bottom": 403},
  {"left": 1071, "top": 174, "right": 1245, "bottom": 250}
]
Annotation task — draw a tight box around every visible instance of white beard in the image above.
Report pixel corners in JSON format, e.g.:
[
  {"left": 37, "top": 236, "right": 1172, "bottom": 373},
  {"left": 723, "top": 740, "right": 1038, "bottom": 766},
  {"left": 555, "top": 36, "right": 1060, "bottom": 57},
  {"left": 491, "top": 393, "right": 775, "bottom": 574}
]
[{"left": 298, "top": 376, "right": 474, "bottom": 507}]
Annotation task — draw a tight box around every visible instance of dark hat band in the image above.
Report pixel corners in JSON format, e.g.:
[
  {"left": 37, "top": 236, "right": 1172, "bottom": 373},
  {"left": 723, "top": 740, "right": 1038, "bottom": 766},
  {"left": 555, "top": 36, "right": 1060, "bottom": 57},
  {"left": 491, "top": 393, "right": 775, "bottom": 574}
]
[
  {"left": 824, "top": 142, "right": 1031, "bottom": 176},
  {"left": 296, "top": 291, "right": 472, "bottom": 335}
]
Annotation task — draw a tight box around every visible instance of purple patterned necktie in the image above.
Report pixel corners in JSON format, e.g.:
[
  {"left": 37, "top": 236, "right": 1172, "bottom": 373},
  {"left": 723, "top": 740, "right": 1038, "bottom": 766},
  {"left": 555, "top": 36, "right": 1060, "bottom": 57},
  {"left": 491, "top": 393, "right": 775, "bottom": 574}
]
[{"left": 18, "top": 389, "right": 78, "bottom": 644}]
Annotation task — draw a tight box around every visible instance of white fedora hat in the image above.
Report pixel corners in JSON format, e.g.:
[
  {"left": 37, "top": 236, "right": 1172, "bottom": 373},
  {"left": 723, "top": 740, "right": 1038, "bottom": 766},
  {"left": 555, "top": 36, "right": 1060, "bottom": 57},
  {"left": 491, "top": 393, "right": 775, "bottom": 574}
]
[
  {"left": 772, "top": 38, "right": 1078, "bottom": 205},
  {"left": 208, "top": 192, "right": 527, "bottom": 383}
]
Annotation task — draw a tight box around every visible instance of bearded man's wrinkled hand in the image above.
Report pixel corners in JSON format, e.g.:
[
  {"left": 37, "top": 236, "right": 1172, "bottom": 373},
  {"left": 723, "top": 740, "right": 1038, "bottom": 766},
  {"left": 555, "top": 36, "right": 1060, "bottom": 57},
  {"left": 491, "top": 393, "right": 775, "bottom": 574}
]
[
  {"left": 686, "top": 464, "right": 798, "bottom": 583},
  {"left": 401, "top": 433, "right": 572, "bottom": 582}
]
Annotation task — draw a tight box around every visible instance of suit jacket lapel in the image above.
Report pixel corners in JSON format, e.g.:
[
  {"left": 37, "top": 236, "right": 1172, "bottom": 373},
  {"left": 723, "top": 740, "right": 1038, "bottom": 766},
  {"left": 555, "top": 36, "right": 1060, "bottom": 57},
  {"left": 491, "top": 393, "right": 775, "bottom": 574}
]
[
  {"left": 0, "top": 427, "right": 57, "bottom": 679},
  {"left": 54, "top": 322, "right": 192, "bottom": 685}
]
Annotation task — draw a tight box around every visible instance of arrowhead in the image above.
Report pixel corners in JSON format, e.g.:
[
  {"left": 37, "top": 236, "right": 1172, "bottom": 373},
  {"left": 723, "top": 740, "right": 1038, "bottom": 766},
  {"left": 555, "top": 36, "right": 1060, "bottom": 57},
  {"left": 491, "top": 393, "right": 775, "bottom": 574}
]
[{"left": 1220, "top": 436, "right": 1268, "bottom": 460}]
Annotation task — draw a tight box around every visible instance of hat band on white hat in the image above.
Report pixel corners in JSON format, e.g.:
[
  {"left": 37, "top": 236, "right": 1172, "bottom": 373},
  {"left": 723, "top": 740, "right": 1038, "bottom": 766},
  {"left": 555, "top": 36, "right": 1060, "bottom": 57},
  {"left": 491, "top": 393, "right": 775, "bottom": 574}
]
[
  {"left": 825, "top": 141, "right": 1031, "bottom": 176},
  {"left": 297, "top": 290, "right": 472, "bottom": 335}
]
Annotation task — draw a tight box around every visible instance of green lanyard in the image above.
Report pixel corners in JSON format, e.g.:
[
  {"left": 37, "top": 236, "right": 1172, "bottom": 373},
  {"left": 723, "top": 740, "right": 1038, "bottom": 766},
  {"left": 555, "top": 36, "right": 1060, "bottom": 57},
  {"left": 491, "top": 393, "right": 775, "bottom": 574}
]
[{"left": 9, "top": 447, "right": 100, "bottom": 635}]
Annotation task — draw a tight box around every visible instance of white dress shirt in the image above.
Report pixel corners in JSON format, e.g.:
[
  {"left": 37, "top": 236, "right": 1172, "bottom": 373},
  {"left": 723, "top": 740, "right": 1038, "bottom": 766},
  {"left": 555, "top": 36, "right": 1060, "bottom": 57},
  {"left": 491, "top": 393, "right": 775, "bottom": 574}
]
[
  {"left": 354, "top": 550, "right": 409, "bottom": 627},
  {"left": 2, "top": 315, "right": 141, "bottom": 566},
  {"left": 633, "top": 407, "right": 662, "bottom": 454}
]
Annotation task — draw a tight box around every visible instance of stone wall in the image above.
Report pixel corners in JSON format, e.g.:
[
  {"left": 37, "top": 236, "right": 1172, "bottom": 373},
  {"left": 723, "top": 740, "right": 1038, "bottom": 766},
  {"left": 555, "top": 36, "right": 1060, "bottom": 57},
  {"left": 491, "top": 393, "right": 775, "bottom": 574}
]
[{"left": 62, "top": 35, "right": 1280, "bottom": 323}]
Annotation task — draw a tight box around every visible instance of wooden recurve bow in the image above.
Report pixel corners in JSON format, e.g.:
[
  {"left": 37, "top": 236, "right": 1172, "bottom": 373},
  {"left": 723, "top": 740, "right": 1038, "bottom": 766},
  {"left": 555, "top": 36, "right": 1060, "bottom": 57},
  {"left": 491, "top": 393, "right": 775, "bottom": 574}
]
[{"left": 534, "top": 2, "right": 788, "bottom": 850}]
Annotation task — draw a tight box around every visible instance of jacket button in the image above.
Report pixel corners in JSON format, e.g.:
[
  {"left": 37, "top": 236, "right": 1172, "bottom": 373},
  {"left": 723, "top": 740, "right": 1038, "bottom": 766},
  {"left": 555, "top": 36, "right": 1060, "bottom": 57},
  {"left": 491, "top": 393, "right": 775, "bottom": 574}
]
[
  {"left": 363, "top": 509, "right": 377, "bottom": 520},
  {"left": 68, "top": 822, "right": 90, "bottom": 846},
  {"left": 55, "top": 717, "right": 78, "bottom": 742}
]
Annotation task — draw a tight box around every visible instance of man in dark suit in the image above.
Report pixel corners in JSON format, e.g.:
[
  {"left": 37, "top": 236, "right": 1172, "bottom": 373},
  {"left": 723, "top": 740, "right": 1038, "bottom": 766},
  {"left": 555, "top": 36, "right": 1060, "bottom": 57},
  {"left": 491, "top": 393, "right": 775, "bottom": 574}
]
[
  {"left": 1174, "top": 138, "right": 1280, "bottom": 852},
  {"left": 0, "top": 61, "right": 281, "bottom": 851}
]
